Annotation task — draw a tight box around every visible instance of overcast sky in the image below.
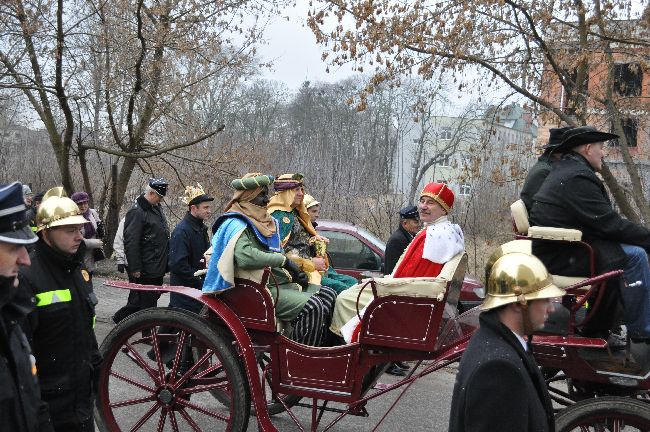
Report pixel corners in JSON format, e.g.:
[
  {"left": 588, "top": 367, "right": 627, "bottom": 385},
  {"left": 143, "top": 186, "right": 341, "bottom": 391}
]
[
  {"left": 254, "top": 3, "right": 514, "bottom": 109},
  {"left": 256, "top": 3, "right": 356, "bottom": 89}
]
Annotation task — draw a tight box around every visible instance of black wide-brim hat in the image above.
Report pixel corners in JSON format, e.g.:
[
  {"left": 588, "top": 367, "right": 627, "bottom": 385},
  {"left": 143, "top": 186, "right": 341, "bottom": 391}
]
[
  {"left": 553, "top": 126, "right": 618, "bottom": 153},
  {"left": 541, "top": 126, "right": 574, "bottom": 150},
  {"left": 0, "top": 182, "right": 37, "bottom": 245}
]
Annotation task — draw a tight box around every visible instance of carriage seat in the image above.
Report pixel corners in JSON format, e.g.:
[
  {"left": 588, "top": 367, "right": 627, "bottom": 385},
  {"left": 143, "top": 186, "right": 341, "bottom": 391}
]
[
  {"left": 499, "top": 240, "right": 589, "bottom": 290},
  {"left": 510, "top": 200, "right": 589, "bottom": 289},
  {"left": 362, "top": 253, "right": 463, "bottom": 299}
]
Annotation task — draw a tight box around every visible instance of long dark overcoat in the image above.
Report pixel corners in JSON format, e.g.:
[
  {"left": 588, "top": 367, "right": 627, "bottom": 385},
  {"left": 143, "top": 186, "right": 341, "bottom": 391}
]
[
  {"left": 520, "top": 154, "right": 552, "bottom": 211},
  {"left": 124, "top": 194, "right": 170, "bottom": 278},
  {"left": 384, "top": 225, "right": 414, "bottom": 275},
  {"left": 448, "top": 311, "right": 555, "bottom": 432},
  {"left": 530, "top": 152, "right": 650, "bottom": 276}
]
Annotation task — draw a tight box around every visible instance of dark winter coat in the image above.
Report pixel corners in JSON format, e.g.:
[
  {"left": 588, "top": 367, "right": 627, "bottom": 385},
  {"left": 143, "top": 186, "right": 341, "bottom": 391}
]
[
  {"left": 19, "top": 240, "right": 102, "bottom": 429},
  {"left": 448, "top": 311, "right": 555, "bottom": 432},
  {"left": 0, "top": 276, "right": 53, "bottom": 432},
  {"left": 384, "top": 224, "right": 414, "bottom": 275},
  {"left": 529, "top": 152, "right": 650, "bottom": 276},
  {"left": 520, "top": 154, "right": 553, "bottom": 212},
  {"left": 124, "top": 194, "right": 170, "bottom": 278},
  {"left": 169, "top": 212, "right": 210, "bottom": 289}
]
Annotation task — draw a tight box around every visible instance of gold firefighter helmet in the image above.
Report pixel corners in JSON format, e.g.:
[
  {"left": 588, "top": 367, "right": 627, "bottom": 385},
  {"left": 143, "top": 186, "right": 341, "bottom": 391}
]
[
  {"left": 480, "top": 252, "right": 565, "bottom": 311},
  {"left": 36, "top": 189, "right": 87, "bottom": 232},
  {"left": 41, "top": 186, "right": 67, "bottom": 201}
]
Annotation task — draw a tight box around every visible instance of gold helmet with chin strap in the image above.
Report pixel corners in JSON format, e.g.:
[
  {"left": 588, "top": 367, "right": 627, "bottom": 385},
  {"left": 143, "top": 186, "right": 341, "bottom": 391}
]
[
  {"left": 480, "top": 251, "right": 565, "bottom": 312},
  {"left": 36, "top": 187, "right": 87, "bottom": 232}
]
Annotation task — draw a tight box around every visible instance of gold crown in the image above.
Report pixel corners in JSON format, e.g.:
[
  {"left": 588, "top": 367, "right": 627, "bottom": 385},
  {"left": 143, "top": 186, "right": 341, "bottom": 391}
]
[{"left": 181, "top": 183, "right": 207, "bottom": 205}]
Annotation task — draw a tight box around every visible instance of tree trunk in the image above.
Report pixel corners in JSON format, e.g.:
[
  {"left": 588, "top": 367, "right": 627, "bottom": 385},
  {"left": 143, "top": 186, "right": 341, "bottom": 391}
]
[{"left": 103, "top": 158, "right": 137, "bottom": 256}]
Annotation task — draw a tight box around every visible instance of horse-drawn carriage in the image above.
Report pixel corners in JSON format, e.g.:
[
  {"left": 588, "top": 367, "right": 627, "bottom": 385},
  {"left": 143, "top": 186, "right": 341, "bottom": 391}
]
[{"left": 94, "top": 203, "right": 650, "bottom": 431}]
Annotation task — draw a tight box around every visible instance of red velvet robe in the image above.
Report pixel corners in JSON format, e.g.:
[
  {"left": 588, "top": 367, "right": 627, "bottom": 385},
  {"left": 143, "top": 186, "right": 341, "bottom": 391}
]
[{"left": 392, "top": 229, "right": 444, "bottom": 278}]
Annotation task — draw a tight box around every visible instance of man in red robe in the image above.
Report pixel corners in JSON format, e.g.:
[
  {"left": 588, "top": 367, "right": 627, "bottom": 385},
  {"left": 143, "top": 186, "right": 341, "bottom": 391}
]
[{"left": 330, "top": 182, "right": 465, "bottom": 340}]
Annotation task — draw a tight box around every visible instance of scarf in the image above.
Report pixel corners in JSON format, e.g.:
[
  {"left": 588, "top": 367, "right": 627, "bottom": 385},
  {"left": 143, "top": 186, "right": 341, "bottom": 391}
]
[
  {"left": 267, "top": 188, "right": 318, "bottom": 237},
  {"left": 81, "top": 209, "right": 96, "bottom": 239},
  {"left": 225, "top": 188, "right": 276, "bottom": 238}
]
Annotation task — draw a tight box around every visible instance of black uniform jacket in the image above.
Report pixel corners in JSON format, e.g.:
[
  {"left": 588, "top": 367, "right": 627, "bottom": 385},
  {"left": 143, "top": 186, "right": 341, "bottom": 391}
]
[
  {"left": 520, "top": 154, "right": 552, "bottom": 212},
  {"left": 530, "top": 152, "right": 650, "bottom": 276},
  {"left": 19, "top": 240, "right": 102, "bottom": 427},
  {"left": 384, "top": 224, "right": 414, "bottom": 275},
  {"left": 0, "top": 277, "right": 53, "bottom": 432},
  {"left": 169, "top": 212, "right": 210, "bottom": 288},
  {"left": 124, "top": 194, "right": 170, "bottom": 278},
  {"left": 449, "top": 312, "right": 555, "bottom": 432}
]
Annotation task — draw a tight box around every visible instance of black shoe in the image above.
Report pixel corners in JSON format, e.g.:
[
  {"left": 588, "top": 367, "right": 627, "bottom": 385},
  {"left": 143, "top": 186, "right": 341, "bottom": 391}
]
[
  {"left": 394, "top": 361, "right": 410, "bottom": 370},
  {"left": 606, "top": 332, "right": 627, "bottom": 350},
  {"left": 385, "top": 363, "right": 407, "bottom": 377}
]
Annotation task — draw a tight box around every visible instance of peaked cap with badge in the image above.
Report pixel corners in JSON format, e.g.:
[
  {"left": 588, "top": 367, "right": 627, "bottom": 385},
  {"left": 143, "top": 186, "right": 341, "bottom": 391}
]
[
  {"left": 399, "top": 205, "right": 419, "bottom": 220},
  {"left": 148, "top": 177, "right": 169, "bottom": 197},
  {"left": 0, "top": 182, "right": 38, "bottom": 244}
]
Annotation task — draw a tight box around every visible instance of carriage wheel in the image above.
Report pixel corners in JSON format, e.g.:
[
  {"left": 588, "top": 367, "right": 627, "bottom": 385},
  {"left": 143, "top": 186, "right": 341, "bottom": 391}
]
[
  {"left": 95, "top": 308, "right": 250, "bottom": 431},
  {"left": 555, "top": 396, "right": 650, "bottom": 431},
  {"left": 254, "top": 352, "right": 302, "bottom": 416}
]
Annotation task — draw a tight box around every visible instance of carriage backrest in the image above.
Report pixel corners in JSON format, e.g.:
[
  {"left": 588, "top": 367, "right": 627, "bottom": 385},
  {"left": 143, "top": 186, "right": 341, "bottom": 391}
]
[
  {"left": 217, "top": 270, "right": 277, "bottom": 332},
  {"left": 358, "top": 254, "right": 468, "bottom": 352}
]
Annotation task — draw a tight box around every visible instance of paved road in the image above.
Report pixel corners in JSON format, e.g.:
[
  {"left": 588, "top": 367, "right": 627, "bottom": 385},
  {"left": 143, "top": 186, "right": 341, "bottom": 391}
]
[{"left": 93, "top": 277, "right": 457, "bottom": 431}]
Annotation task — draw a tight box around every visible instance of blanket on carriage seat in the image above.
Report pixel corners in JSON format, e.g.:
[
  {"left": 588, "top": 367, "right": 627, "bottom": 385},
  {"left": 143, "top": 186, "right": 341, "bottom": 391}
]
[{"left": 333, "top": 252, "right": 466, "bottom": 342}]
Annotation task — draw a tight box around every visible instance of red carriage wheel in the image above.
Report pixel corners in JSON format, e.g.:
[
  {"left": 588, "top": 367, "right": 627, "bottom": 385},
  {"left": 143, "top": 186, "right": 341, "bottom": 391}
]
[
  {"left": 555, "top": 396, "right": 650, "bottom": 431},
  {"left": 253, "top": 351, "right": 302, "bottom": 416},
  {"left": 95, "top": 308, "right": 250, "bottom": 431}
]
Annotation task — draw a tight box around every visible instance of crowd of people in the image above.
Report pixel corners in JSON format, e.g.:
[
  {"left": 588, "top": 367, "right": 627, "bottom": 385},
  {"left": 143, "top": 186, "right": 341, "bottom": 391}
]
[{"left": 1, "top": 123, "right": 648, "bottom": 431}]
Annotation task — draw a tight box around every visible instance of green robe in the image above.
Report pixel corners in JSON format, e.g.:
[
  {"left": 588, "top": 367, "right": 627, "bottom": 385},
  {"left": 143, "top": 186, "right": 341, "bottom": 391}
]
[
  {"left": 233, "top": 227, "right": 318, "bottom": 321},
  {"left": 321, "top": 267, "right": 357, "bottom": 294}
]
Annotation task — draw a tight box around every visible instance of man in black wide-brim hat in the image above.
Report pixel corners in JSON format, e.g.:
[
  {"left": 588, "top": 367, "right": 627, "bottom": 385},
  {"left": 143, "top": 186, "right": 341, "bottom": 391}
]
[
  {"left": 520, "top": 126, "right": 573, "bottom": 211},
  {"left": 530, "top": 126, "right": 650, "bottom": 344}
]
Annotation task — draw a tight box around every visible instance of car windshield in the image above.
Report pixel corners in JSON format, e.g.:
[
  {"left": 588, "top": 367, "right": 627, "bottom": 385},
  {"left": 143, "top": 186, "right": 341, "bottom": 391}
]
[{"left": 354, "top": 226, "right": 385, "bottom": 251}]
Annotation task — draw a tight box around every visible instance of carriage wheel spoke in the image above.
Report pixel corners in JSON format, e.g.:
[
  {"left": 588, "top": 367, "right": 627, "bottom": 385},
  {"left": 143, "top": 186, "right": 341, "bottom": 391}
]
[
  {"left": 193, "top": 361, "right": 225, "bottom": 379},
  {"left": 167, "top": 330, "right": 187, "bottom": 384},
  {"left": 179, "top": 381, "right": 230, "bottom": 395},
  {"left": 123, "top": 342, "right": 160, "bottom": 384},
  {"left": 128, "top": 402, "right": 161, "bottom": 432},
  {"left": 110, "top": 370, "right": 156, "bottom": 393},
  {"left": 156, "top": 408, "right": 167, "bottom": 432},
  {"left": 611, "top": 418, "right": 622, "bottom": 432},
  {"left": 149, "top": 327, "right": 166, "bottom": 382},
  {"left": 172, "top": 349, "right": 214, "bottom": 390},
  {"left": 176, "top": 398, "right": 230, "bottom": 422},
  {"left": 177, "top": 406, "right": 204, "bottom": 432},
  {"left": 109, "top": 394, "right": 156, "bottom": 409},
  {"left": 169, "top": 410, "right": 180, "bottom": 432}
]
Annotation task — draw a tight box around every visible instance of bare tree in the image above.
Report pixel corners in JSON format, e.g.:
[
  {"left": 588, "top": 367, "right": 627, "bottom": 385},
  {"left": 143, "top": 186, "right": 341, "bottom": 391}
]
[{"left": 308, "top": 0, "right": 650, "bottom": 222}]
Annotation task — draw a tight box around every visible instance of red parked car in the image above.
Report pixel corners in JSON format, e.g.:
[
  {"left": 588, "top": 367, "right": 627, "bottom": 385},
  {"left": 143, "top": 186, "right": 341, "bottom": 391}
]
[{"left": 315, "top": 219, "right": 485, "bottom": 312}]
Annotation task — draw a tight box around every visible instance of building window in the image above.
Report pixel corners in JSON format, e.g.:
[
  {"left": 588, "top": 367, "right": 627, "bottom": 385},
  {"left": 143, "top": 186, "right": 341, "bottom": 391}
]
[
  {"left": 460, "top": 184, "right": 472, "bottom": 196},
  {"left": 610, "top": 118, "right": 638, "bottom": 147},
  {"left": 613, "top": 63, "right": 642, "bottom": 97},
  {"left": 437, "top": 154, "right": 451, "bottom": 167},
  {"left": 438, "top": 127, "right": 453, "bottom": 140}
]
